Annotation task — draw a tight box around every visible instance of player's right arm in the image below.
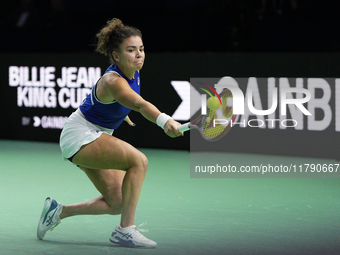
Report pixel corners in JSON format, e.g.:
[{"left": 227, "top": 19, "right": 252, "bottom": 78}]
[{"left": 99, "top": 73, "right": 181, "bottom": 137}]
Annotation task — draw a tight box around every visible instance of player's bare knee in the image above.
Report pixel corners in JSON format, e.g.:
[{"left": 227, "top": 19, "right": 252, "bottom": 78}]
[
  {"left": 137, "top": 152, "right": 148, "bottom": 175},
  {"left": 129, "top": 151, "right": 148, "bottom": 174},
  {"left": 140, "top": 152, "right": 148, "bottom": 171}
]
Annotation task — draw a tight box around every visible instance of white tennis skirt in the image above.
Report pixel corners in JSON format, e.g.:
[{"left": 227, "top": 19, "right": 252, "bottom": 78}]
[{"left": 60, "top": 109, "right": 114, "bottom": 160}]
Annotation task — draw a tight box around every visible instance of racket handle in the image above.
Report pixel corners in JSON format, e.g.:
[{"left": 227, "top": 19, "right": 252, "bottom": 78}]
[{"left": 178, "top": 122, "right": 190, "bottom": 132}]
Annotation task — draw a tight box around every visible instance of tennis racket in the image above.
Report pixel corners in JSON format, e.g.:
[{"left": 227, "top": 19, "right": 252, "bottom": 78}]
[{"left": 178, "top": 89, "right": 237, "bottom": 141}]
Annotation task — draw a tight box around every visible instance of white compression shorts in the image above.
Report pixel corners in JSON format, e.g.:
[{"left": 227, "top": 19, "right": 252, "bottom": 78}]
[{"left": 60, "top": 108, "right": 114, "bottom": 161}]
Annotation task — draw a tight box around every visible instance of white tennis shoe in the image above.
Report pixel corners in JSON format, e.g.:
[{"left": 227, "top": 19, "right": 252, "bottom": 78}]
[
  {"left": 109, "top": 223, "right": 157, "bottom": 248},
  {"left": 37, "top": 197, "right": 63, "bottom": 240}
]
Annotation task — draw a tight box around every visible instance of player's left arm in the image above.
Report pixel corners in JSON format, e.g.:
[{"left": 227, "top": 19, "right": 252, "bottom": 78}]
[{"left": 124, "top": 115, "right": 135, "bottom": 126}]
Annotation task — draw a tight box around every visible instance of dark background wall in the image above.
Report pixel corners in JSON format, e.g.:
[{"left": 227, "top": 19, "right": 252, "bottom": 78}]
[{"left": 1, "top": 0, "right": 339, "bottom": 53}]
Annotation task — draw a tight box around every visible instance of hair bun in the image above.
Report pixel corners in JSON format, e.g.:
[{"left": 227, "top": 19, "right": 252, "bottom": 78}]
[{"left": 95, "top": 18, "right": 142, "bottom": 64}]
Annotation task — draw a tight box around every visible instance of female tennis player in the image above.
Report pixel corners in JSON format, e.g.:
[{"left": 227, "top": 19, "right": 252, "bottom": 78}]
[{"left": 37, "top": 18, "right": 182, "bottom": 248}]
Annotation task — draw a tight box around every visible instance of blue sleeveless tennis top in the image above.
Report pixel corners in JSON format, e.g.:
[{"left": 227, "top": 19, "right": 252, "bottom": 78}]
[{"left": 79, "top": 64, "right": 140, "bottom": 129}]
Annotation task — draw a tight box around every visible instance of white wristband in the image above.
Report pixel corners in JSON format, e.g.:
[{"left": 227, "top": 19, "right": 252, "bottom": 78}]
[{"left": 156, "top": 113, "right": 172, "bottom": 129}]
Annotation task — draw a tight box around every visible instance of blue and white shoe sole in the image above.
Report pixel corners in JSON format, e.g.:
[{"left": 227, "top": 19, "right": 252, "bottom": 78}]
[{"left": 109, "top": 237, "right": 147, "bottom": 248}]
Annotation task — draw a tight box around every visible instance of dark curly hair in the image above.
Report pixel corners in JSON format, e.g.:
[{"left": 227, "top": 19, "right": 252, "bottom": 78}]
[{"left": 96, "top": 18, "right": 142, "bottom": 64}]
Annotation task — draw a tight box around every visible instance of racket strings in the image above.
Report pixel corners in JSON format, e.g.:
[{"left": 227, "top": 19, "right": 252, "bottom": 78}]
[
  {"left": 222, "top": 92, "right": 233, "bottom": 118},
  {"left": 202, "top": 92, "right": 233, "bottom": 140}
]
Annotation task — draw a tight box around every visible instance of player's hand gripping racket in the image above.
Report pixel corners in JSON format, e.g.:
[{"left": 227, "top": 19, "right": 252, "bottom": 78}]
[{"left": 178, "top": 88, "right": 237, "bottom": 141}]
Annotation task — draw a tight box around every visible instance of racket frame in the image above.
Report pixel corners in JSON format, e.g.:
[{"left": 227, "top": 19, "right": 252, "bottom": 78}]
[{"left": 178, "top": 89, "right": 236, "bottom": 141}]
